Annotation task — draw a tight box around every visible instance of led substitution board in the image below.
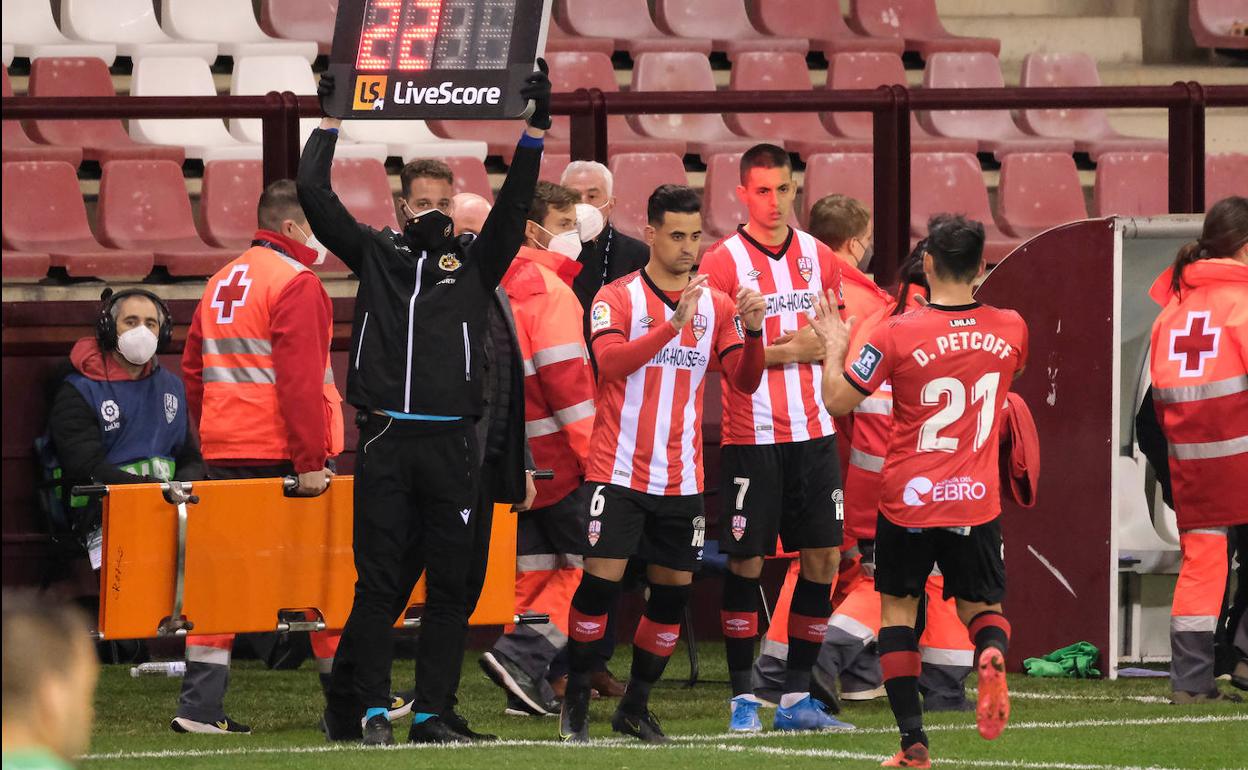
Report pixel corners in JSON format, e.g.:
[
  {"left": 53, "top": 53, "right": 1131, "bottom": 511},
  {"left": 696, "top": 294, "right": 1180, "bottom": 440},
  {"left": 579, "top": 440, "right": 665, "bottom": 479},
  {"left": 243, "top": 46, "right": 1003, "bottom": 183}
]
[{"left": 324, "top": 0, "right": 551, "bottom": 120}]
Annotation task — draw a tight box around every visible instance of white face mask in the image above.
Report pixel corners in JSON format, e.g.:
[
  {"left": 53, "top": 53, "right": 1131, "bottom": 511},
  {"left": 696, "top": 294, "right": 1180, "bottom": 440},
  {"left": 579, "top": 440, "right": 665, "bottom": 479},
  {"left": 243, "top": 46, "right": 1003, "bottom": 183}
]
[
  {"left": 575, "top": 202, "right": 605, "bottom": 243},
  {"left": 538, "top": 224, "right": 585, "bottom": 261},
  {"left": 293, "top": 223, "right": 328, "bottom": 266},
  {"left": 116, "top": 325, "right": 159, "bottom": 366}
]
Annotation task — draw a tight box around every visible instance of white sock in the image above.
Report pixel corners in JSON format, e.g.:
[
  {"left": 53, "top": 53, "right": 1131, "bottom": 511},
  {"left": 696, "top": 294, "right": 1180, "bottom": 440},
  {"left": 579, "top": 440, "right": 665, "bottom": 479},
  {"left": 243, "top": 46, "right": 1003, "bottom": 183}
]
[
  {"left": 732, "top": 693, "right": 761, "bottom": 703},
  {"left": 779, "top": 692, "right": 808, "bottom": 709}
]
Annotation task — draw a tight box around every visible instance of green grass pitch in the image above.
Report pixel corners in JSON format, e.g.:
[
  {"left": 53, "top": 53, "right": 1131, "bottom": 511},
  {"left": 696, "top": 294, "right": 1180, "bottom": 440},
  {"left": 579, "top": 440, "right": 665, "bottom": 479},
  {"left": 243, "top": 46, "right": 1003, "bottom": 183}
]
[{"left": 83, "top": 644, "right": 1244, "bottom": 769}]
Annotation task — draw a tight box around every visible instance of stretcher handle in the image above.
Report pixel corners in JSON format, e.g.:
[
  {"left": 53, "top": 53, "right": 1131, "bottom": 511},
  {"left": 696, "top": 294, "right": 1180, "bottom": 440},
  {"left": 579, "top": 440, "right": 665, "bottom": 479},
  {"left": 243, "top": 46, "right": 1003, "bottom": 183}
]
[
  {"left": 532, "top": 469, "right": 554, "bottom": 480},
  {"left": 400, "top": 611, "right": 550, "bottom": 629},
  {"left": 71, "top": 484, "right": 109, "bottom": 498},
  {"left": 157, "top": 481, "right": 195, "bottom": 636},
  {"left": 281, "top": 475, "right": 330, "bottom": 498}
]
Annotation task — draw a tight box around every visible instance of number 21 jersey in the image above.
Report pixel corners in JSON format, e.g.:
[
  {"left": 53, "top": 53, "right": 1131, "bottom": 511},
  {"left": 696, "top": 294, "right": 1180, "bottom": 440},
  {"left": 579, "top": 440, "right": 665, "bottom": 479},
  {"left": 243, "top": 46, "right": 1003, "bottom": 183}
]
[{"left": 844, "top": 302, "right": 1028, "bottom": 527}]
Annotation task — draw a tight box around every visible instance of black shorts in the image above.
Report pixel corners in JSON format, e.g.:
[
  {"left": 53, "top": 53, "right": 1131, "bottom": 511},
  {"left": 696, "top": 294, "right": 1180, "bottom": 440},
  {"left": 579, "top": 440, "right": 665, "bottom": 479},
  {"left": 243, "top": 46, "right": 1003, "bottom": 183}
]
[
  {"left": 873, "top": 513, "right": 1006, "bottom": 604},
  {"left": 517, "top": 485, "right": 588, "bottom": 559},
  {"left": 581, "top": 483, "right": 706, "bottom": 573},
  {"left": 718, "top": 434, "right": 844, "bottom": 557}
]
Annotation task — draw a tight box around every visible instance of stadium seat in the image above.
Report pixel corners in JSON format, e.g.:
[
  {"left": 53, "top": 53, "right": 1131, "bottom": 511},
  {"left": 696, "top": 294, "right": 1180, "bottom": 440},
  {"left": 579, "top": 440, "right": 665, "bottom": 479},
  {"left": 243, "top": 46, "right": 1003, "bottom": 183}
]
[
  {"left": 1, "top": 68, "right": 84, "bottom": 166},
  {"left": 654, "top": 0, "right": 808, "bottom": 57},
  {"left": 96, "top": 160, "right": 235, "bottom": 277},
  {"left": 631, "top": 52, "right": 773, "bottom": 160},
  {"left": 1206, "top": 153, "right": 1248, "bottom": 205},
  {"left": 996, "top": 153, "right": 1089, "bottom": 239},
  {"left": 425, "top": 119, "right": 534, "bottom": 163},
  {"left": 608, "top": 153, "right": 689, "bottom": 240},
  {"left": 702, "top": 153, "right": 800, "bottom": 239},
  {"left": 1, "top": 249, "right": 51, "bottom": 282},
  {"left": 1092, "top": 152, "right": 1169, "bottom": 217},
  {"left": 543, "top": 13, "right": 617, "bottom": 57},
  {"left": 726, "top": 52, "right": 865, "bottom": 159},
  {"left": 1, "top": 161, "right": 153, "bottom": 280},
  {"left": 259, "top": 0, "right": 336, "bottom": 55},
  {"left": 443, "top": 157, "right": 495, "bottom": 202},
  {"left": 848, "top": 0, "right": 1000, "bottom": 57},
  {"left": 540, "top": 154, "right": 571, "bottom": 185},
  {"left": 60, "top": 0, "right": 218, "bottom": 62},
  {"left": 229, "top": 55, "right": 388, "bottom": 160},
  {"left": 1190, "top": 0, "right": 1248, "bottom": 50},
  {"left": 1018, "top": 53, "right": 1167, "bottom": 160},
  {"left": 546, "top": 51, "right": 686, "bottom": 158},
  {"left": 801, "top": 153, "right": 875, "bottom": 225},
  {"left": 331, "top": 158, "right": 399, "bottom": 232},
  {"left": 557, "top": 0, "right": 712, "bottom": 55},
  {"left": 2, "top": 43, "right": 13, "bottom": 66},
  {"left": 909, "top": 153, "right": 1020, "bottom": 263},
  {"left": 341, "top": 119, "right": 489, "bottom": 162},
  {"left": 822, "top": 53, "right": 976, "bottom": 153},
  {"left": 748, "top": 0, "right": 904, "bottom": 55},
  {"left": 160, "top": 0, "right": 318, "bottom": 61},
  {"left": 199, "top": 160, "right": 264, "bottom": 250},
  {"left": 27, "top": 57, "right": 185, "bottom": 164},
  {"left": 129, "top": 57, "right": 263, "bottom": 161},
  {"left": 920, "top": 53, "right": 1075, "bottom": 159},
  {"left": 0, "top": 0, "right": 116, "bottom": 64}
]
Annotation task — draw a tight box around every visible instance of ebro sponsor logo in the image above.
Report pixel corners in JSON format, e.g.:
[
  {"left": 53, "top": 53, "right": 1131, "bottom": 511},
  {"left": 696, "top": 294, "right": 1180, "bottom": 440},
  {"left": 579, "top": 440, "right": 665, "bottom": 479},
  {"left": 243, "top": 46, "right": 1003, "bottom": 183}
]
[
  {"left": 393, "top": 80, "right": 502, "bottom": 106},
  {"left": 902, "top": 475, "right": 986, "bottom": 506}
]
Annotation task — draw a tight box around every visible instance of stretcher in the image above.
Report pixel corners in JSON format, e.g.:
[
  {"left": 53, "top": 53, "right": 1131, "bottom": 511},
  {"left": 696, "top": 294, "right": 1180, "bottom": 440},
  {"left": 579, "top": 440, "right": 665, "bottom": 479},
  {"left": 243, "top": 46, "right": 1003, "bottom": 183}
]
[{"left": 80, "top": 477, "right": 545, "bottom": 640}]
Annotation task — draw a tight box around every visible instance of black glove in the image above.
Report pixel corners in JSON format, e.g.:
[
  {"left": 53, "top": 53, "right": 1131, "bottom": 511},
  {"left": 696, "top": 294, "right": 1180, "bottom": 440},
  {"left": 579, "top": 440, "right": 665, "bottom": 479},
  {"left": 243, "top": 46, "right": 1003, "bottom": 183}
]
[
  {"left": 520, "top": 58, "right": 551, "bottom": 130},
  {"left": 317, "top": 73, "right": 335, "bottom": 115}
]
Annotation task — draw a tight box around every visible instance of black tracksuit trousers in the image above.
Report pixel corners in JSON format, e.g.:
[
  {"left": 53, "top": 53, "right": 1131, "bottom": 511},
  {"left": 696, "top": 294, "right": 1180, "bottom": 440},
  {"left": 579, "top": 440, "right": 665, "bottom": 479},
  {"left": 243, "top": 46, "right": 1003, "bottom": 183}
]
[{"left": 327, "top": 414, "right": 479, "bottom": 719}]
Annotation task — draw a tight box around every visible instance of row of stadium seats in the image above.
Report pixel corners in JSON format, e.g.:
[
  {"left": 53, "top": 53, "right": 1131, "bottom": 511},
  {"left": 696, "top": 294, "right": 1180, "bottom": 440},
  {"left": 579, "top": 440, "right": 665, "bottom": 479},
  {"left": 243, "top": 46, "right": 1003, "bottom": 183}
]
[
  {"left": 4, "top": 50, "right": 1173, "bottom": 167},
  {"left": 5, "top": 151, "right": 1244, "bottom": 283}
]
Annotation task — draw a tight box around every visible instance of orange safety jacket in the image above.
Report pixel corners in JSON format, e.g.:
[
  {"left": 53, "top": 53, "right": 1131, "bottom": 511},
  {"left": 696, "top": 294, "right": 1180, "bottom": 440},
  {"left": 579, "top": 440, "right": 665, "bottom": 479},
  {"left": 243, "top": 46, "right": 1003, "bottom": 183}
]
[
  {"left": 1148, "top": 258, "right": 1248, "bottom": 530},
  {"left": 502, "top": 246, "right": 596, "bottom": 509},
  {"left": 189, "top": 237, "right": 344, "bottom": 466}
]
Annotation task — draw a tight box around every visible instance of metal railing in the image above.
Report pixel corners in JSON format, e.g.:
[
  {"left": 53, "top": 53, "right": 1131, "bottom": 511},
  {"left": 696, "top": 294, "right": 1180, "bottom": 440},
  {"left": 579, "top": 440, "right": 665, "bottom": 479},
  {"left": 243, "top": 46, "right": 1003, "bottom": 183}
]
[{"left": 5, "top": 81, "right": 1247, "bottom": 283}]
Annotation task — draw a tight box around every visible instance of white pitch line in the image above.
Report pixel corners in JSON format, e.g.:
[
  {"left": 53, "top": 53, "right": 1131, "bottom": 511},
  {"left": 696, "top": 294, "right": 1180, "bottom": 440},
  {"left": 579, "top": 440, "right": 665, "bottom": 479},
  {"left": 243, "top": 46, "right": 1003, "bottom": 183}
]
[
  {"left": 718, "top": 743, "right": 1203, "bottom": 770},
  {"left": 81, "top": 714, "right": 1247, "bottom": 762},
  {"left": 969, "top": 688, "right": 1171, "bottom": 705}
]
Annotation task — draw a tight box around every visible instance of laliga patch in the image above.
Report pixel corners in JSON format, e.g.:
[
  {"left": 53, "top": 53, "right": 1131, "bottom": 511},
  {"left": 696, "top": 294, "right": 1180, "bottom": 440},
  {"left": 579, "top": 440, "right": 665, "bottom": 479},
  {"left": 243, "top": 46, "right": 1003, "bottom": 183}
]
[
  {"left": 733, "top": 316, "right": 745, "bottom": 341},
  {"left": 438, "top": 253, "right": 462, "bottom": 272},
  {"left": 731, "top": 514, "right": 747, "bottom": 541},
  {"left": 691, "top": 313, "right": 708, "bottom": 341},
  {"left": 851, "top": 343, "right": 883, "bottom": 382},
  {"left": 587, "top": 519, "right": 602, "bottom": 546},
  {"left": 591, "top": 301, "right": 612, "bottom": 333},
  {"left": 797, "top": 256, "right": 814, "bottom": 283}
]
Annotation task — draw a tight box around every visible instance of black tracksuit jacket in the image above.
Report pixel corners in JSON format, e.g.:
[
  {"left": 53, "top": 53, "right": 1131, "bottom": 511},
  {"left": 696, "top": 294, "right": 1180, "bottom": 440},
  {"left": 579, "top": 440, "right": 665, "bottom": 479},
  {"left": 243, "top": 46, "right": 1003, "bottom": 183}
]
[{"left": 296, "top": 128, "right": 541, "bottom": 416}]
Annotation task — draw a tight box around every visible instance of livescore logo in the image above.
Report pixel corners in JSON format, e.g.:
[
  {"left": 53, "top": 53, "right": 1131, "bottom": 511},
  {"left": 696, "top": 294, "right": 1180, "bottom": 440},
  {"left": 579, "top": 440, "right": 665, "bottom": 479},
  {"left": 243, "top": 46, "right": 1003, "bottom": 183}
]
[{"left": 353, "top": 75, "right": 502, "bottom": 111}]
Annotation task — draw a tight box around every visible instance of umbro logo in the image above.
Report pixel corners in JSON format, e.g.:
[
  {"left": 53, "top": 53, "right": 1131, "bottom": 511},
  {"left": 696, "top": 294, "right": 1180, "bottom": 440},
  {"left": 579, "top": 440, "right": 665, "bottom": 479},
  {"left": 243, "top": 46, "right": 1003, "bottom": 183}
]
[
  {"left": 640, "top": 315, "right": 654, "bottom": 327},
  {"left": 575, "top": 621, "right": 601, "bottom": 633},
  {"left": 747, "top": 270, "right": 761, "bottom": 279},
  {"left": 725, "top": 619, "right": 750, "bottom": 630}
]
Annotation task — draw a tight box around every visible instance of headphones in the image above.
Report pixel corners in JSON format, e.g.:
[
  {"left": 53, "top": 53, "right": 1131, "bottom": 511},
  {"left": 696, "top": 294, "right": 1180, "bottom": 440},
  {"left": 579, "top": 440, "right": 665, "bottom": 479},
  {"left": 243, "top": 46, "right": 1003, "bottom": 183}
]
[{"left": 95, "top": 288, "right": 174, "bottom": 353}]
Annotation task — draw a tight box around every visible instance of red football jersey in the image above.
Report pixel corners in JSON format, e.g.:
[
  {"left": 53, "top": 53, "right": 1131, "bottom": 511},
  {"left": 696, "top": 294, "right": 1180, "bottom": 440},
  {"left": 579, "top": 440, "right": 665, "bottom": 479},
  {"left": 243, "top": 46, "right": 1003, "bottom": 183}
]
[
  {"left": 586, "top": 271, "right": 746, "bottom": 496},
  {"left": 844, "top": 302, "right": 1029, "bottom": 527},
  {"left": 700, "top": 226, "right": 844, "bottom": 445}
]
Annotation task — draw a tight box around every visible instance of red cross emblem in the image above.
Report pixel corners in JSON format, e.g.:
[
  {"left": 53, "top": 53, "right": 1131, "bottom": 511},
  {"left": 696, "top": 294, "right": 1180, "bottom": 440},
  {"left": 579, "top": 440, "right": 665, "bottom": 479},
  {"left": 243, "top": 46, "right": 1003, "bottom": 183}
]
[
  {"left": 1168, "top": 310, "right": 1220, "bottom": 378},
  {"left": 211, "top": 265, "right": 252, "bottom": 324}
]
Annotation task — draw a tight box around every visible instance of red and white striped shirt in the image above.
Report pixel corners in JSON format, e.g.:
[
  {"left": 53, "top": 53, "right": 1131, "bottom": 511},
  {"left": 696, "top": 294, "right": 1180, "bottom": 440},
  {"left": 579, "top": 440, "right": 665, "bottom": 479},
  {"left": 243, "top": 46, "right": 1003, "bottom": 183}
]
[
  {"left": 586, "top": 270, "right": 759, "bottom": 496},
  {"left": 700, "top": 226, "right": 845, "bottom": 446}
]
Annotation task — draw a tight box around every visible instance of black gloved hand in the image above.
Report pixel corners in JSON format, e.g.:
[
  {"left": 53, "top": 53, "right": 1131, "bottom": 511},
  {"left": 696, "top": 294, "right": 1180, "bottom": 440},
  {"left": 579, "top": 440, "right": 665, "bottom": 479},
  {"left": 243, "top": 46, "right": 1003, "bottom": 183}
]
[
  {"left": 519, "top": 58, "right": 551, "bottom": 130},
  {"left": 317, "top": 73, "right": 336, "bottom": 115}
]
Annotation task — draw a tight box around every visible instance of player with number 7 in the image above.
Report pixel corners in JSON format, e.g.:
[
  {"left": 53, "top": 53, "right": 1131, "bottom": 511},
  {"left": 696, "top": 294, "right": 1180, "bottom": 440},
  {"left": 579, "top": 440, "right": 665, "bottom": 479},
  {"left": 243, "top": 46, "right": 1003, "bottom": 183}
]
[{"left": 809, "top": 214, "right": 1029, "bottom": 769}]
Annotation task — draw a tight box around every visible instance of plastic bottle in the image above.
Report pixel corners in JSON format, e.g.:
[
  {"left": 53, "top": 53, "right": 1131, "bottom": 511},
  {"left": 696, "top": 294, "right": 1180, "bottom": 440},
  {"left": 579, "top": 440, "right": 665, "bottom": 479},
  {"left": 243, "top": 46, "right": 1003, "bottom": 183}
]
[{"left": 129, "top": 661, "right": 186, "bottom": 678}]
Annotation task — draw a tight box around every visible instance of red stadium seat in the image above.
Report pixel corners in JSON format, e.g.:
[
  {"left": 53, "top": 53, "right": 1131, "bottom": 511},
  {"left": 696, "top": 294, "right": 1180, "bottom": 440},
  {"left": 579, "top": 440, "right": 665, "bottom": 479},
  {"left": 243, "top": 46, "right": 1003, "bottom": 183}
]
[
  {"left": 97, "top": 160, "right": 235, "bottom": 277},
  {"left": 556, "top": 0, "right": 712, "bottom": 55},
  {"left": 822, "top": 52, "right": 976, "bottom": 153},
  {"left": 1207, "top": 153, "right": 1248, "bottom": 205},
  {"left": 608, "top": 153, "right": 689, "bottom": 240},
  {"left": 1, "top": 161, "right": 153, "bottom": 280},
  {"left": 540, "top": 154, "right": 571, "bottom": 184},
  {"left": 259, "top": 0, "right": 337, "bottom": 55},
  {"left": 543, "top": 13, "right": 617, "bottom": 57},
  {"left": 654, "top": 0, "right": 808, "bottom": 57},
  {"left": 199, "top": 161, "right": 264, "bottom": 250},
  {"left": 631, "top": 52, "right": 773, "bottom": 160},
  {"left": 1, "top": 69, "right": 84, "bottom": 166},
  {"left": 27, "top": 58, "right": 185, "bottom": 165},
  {"left": 748, "top": 0, "right": 904, "bottom": 55},
  {"left": 849, "top": 0, "right": 1000, "bottom": 57},
  {"left": 443, "top": 157, "right": 495, "bottom": 202},
  {"left": 997, "top": 153, "right": 1088, "bottom": 239},
  {"left": 1092, "top": 152, "right": 1169, "bottom": 217},
  {"left": 1018, "top": 53, "right": 1167, "bottom": 160},
  {"left": 546, "top": 51, "right": 686, "bottom": 158},
  {"left": 726, "top": 52, "right": 863, "bottom": 159},
  {"left": 920, "top": 53, "right": 1075, "bottom": 159},
  {"left": 1190, "top": 0, "right": 1248, "bottom": 50},
  {"left": 702, "top": 153, "right": 800, "bottom": 239},
  {"left": 801, "top": 153, "right": 875, "bottom": 225},
  {"left": 910, "top": 153, "right": 1020, "bottom": 263},
  {"left": 331, "top": 159, "right": 399, "bottom": 232},
  {"left": 1, "top": 249, "right": 51, "bottom": 282}
]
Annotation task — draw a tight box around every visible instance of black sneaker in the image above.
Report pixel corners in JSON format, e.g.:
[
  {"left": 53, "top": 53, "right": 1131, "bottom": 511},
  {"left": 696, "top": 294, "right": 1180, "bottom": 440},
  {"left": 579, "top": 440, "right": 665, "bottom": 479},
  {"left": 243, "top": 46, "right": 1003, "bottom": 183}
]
[
  {"left": 610, "top": 707, "right": 669, "bottom": 743},
  {"left": 170, "top": 716, "right": 251, "bottom": 734},
  {"left": 442, "top": 710, "right": 498, "bottom": 741},
  {"left": 408, "top": 716, "right": 472, "bottom": 744},
  {"left": 559, "top": 685, "right": 590, "bottom": 743},
  {"left": 320, "top": 710, "right": 362, "bottom": 742},
  {"left": 480, "top": 651, "right": 553, "bottom": 715},
  {"left": 362, "top": 714, "right": 394, "bottom": 746},
  {"left": 810, "top": 668, "right": 843, "bottom": 715}
]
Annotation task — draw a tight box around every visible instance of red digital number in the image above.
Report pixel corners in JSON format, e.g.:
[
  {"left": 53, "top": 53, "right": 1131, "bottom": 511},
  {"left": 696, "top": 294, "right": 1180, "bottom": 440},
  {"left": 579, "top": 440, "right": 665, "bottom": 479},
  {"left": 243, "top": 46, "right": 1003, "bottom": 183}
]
[{"left": 356, "top": 0, "right": 444, "bottom": 72}]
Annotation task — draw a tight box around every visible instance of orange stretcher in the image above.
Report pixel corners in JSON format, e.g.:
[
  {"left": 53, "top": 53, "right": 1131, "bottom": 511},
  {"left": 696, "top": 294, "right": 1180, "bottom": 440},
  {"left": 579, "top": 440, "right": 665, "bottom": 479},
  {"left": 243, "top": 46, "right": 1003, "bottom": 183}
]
[{"left": 87, "top": 477, "right": 525, "bottom": 640}]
